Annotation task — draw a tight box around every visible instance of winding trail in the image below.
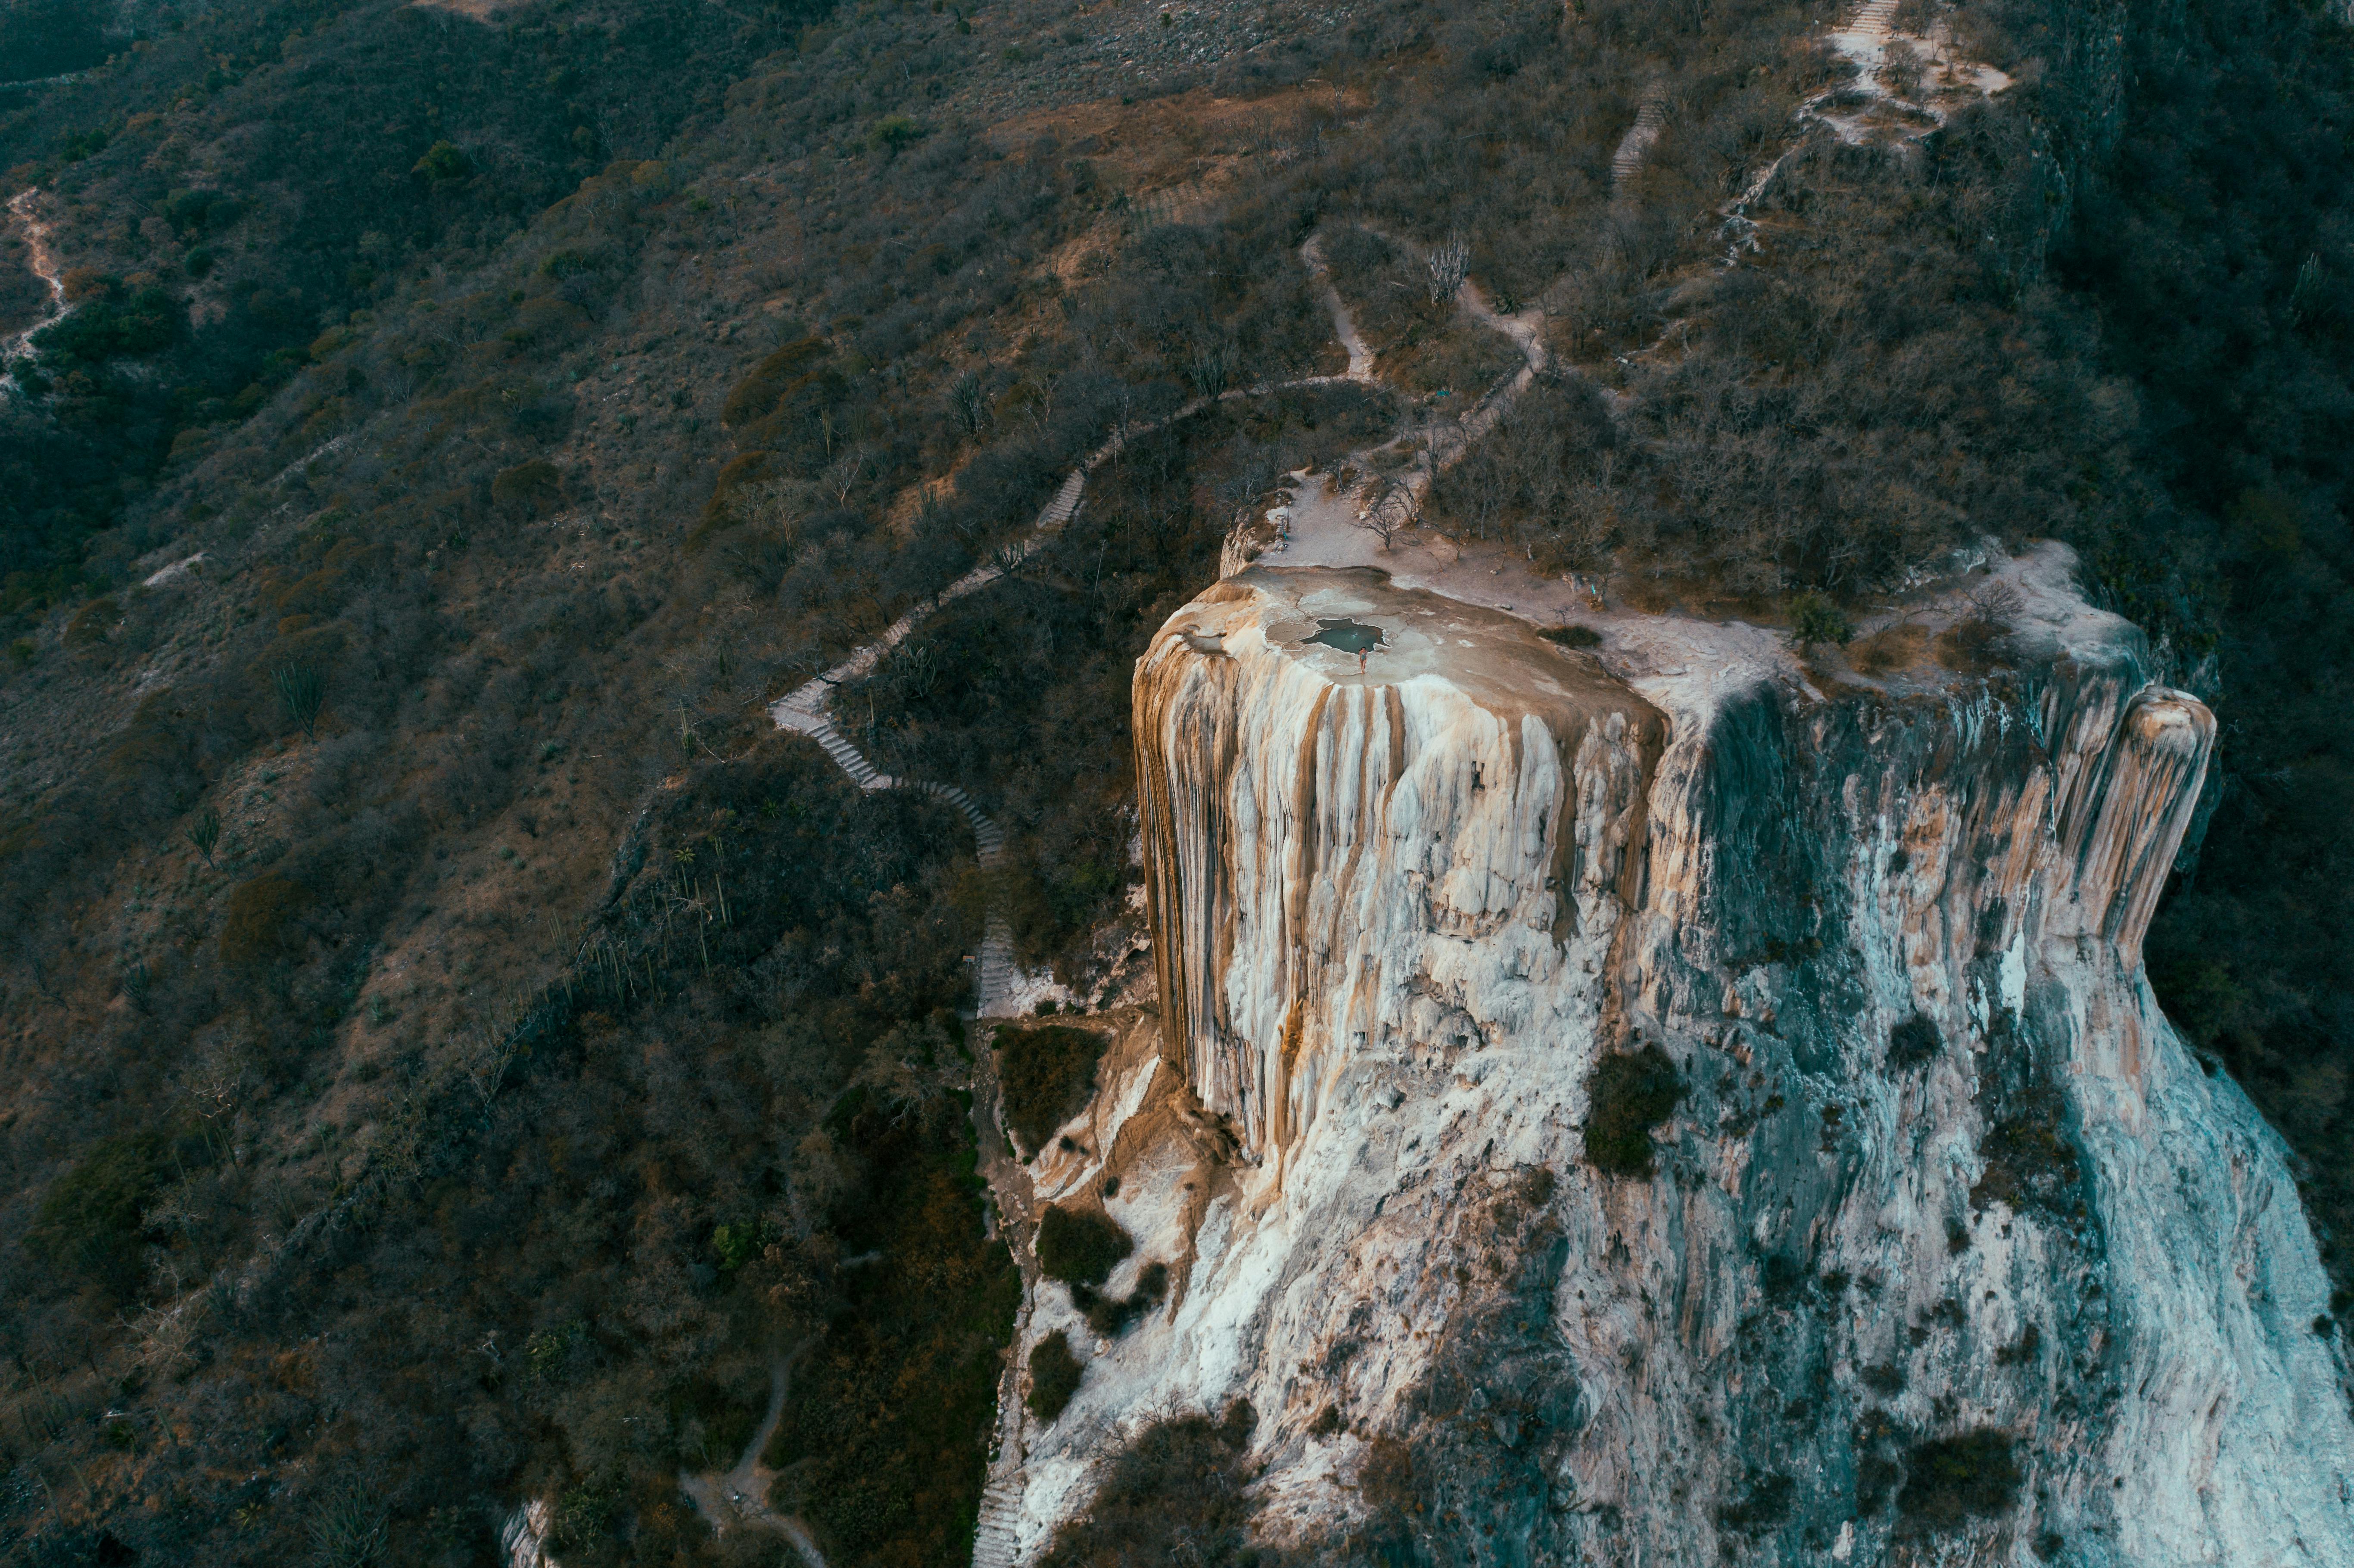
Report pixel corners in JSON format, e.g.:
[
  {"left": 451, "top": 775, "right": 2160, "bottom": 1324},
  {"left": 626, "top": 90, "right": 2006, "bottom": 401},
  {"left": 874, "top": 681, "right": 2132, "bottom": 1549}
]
[
  {"left": 755, "top": 27, "right": 2014, "bottom": 1548},
  {"left": 1719, "top": 0, "right": 2011, "bottom": 258},
  {"left": 678, "top": 1350, "right": 830, "bottom": 1567},
  {"left": 763, "top": 86, "right": 1675, "bottom": 1568},
  {"left": 1297, "top": 232, "right": 1377, "bottom": 382},
  {"left": 3, "top": 187, "right": 69, "bottom": 372},
  {"left": 765, "top": 477, "right": 1068, "bottom": 1568}
]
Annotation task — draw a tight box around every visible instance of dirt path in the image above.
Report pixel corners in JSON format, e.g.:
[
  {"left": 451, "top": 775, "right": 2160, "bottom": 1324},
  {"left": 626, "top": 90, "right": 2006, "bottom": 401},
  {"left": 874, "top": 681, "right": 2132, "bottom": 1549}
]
[
  {"left": 1718, "top": 1, "right": 2009, "bottom": 261},
  {"left": 3, "top": 187, "right": 69, "bottom": 370},
  {"left": 678, "top": 1350, "right": 829, "bottom": 1567},
  {"left": 1297, "top": 233, "right": 1376, "bottom": 382},
  {"left": 1245, "top": 221, "right": 1555, "bottom": 569}
]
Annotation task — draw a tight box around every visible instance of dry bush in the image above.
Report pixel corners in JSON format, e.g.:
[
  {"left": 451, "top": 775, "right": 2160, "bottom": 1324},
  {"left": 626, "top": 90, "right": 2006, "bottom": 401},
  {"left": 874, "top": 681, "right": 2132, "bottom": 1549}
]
[
  {"left": 1849, "top": 622, "right": 1927, "bottom": 675},
  {"left": 1934, "top": 582, "right": 2022, "bottom": 674}
]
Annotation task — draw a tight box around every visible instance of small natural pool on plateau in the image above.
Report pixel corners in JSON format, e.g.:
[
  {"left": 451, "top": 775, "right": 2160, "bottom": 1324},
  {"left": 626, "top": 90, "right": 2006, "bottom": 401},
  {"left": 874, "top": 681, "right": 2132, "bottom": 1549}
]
[{"left": 1304, "top": 617, "right": 1385, "bottom": 654}]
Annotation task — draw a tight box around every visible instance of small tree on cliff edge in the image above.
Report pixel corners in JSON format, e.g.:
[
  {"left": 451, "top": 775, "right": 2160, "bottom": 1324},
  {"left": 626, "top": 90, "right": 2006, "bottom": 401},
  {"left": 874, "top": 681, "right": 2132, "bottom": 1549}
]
[{"left": 1789, "top": 590, "right": 1854, "bottom": 652}]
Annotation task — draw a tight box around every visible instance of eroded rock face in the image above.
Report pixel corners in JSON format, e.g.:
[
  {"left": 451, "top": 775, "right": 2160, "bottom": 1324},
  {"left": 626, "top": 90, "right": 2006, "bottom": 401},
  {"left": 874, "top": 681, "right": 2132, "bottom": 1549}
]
[{"left": 1011, "top": 555, "right": 2353, "bottom": 1568}]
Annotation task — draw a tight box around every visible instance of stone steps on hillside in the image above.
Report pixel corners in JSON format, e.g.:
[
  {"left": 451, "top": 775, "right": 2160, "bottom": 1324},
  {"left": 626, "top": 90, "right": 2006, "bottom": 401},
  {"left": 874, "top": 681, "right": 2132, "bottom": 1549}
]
[
  {"left": 1612, "top": 96, "right": 1668, "bottom": 184},
  {"left": 1847, "top": 0, "right": 1899, "bottom": 31},
  {"left": 810, "top": 719, "right": 890, "bottom": 792},
  {"left": 970, "top": 1474, "right": 1024, "bottom": 1568},
  {"left": 977, "top": 918, "right": 1017, "bottom": 1017},
  {"left": 1037, "top": 470, "right": 1086, "bottom": 528}
]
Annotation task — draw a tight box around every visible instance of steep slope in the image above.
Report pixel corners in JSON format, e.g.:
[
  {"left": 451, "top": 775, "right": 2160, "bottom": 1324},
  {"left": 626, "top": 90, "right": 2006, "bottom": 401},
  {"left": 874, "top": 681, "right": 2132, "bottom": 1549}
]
[{"left": 1002, "top": 548, "right": 2354, "bottom": 1565}]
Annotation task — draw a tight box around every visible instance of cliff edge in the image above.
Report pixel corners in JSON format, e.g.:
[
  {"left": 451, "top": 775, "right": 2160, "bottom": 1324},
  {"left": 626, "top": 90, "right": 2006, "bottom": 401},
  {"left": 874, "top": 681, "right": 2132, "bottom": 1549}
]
[{"left": 1002, "top": 547, "right": 2352, "bottom": 1566}]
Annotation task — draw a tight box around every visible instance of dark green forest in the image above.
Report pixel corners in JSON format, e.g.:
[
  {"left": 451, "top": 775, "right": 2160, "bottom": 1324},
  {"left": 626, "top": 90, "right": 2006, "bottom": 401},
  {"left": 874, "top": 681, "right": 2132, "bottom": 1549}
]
[{"left": 0, "top": 0, "right": 2350, "bottom": 1560}]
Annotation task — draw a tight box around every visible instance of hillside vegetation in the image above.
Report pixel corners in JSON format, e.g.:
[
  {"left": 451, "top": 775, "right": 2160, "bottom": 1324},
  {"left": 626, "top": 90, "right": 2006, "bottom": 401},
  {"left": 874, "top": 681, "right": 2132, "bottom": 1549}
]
[{"left": 0, "top": 0, "right": 2349, "bottom": 1560}]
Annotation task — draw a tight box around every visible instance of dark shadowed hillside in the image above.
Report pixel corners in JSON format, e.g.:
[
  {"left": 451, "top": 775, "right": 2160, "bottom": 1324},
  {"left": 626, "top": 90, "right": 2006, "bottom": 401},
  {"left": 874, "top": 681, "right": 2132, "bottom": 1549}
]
[{"left": 0, "top": 0, "right": 2349, "bottom": 1560}]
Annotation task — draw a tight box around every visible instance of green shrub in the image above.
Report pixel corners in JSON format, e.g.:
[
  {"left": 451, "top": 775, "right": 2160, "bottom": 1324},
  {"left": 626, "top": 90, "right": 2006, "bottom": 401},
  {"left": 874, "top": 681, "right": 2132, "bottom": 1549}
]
[
  {"left": 1716, "top": 1473, "right": 1794, "bottom": 1534},
  {"left": 868, "top": 115, "right": 923, "bottom": 154},
  {"left": 186, "top": 806, "right": 222, "bottom": 866},
  {"left": 272, "top": 659, "right": 327, "bottom": 738},
  {"left": 1541, "top": 623, "right": 1602, "bottom": 648},
  {"left": 1027, "top": 1331, "right": 1083, "bottom": 1422},
  {"left": 1897, "top": 1430, "right": 2021, "bottom": 1528},
  {"left": 1788, "top": 590, "right": 1854, "bottom": 649},
  {"left": 1036, "top": 1203, "right": 1131, "bottom": 1288},
  {"left": 306, "top": 1478, "right": 389, "bottom": 1568},
  {"left": 720, "top": 337, "right": 828, "bottom": 430},
  {"left": 1857, "top": 1451, "right": 1903, "bottom": 1515},
  {"left": 711, "top": 1221, "right": 759, "bottom": 1272},
  {"left": 26, "top": 1132, "right": 168, "bottom": 1294},
  {"left": 1971, "top": 1085, "right": 2083, "bottom": 1220},
  {"left": 1080, "top": 1259, "right": 1168, "bottom": 1338},
  {"left": 1582, "top": 1043, "right": 1683, "bottom": 1176},
  {"left": 63, "top": 596, "right": 118, "bottom": 646},
  {"left": 672, "top": 1377, "right": 762, "bottom": 1469},
  {"left": 501, "top": 295, "right": 592, "bottom": 352},
  {"left": 219, "top": 873, "right": 314, "bottom": 967},
  {"left": 995, "top": 1023, "right": 1107, "bottom": 1154},
  {"left": 411, "top": 140, "right": 472, "bottom": 184},
  {"left": 760, "top": 1089, "right": 1017, "bottom": 1564},
  {"left": 33, "top": 282, "right": 179, "bottom": 363},
  {"left": 490, "top": 459, "right": 563, "bottom": 518},
  {"left": 538, "top": 246, "right": 604, "bottom": 280}
]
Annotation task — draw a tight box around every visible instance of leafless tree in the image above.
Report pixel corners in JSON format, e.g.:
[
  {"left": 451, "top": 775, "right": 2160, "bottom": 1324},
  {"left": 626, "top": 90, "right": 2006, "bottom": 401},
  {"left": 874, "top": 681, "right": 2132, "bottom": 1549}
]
[
  {"left": 1425, "top": 230, "right": 1470, "bottom": 305},
  {"left": 1351, "top": 479, "right": 1415, "bottom": 551},
  {"left": 176, "top": 1038, "right": 251, "bottom": 1165},
  {"left": 822, "top": 446, "right": 869, "bottom": 505},
  {"left": 995, "top": 374, "right": 1058, "bottom": 436},
  {"left": 456, "top": 1009, "right": 525, "bottom": 1125}
]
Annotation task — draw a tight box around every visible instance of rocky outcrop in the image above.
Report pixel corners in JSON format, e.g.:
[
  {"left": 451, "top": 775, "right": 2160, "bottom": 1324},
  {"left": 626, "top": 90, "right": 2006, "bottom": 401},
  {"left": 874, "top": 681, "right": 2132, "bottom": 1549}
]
[{"left": 999, "top": 549, "right": 2353, "bottom": 1567}]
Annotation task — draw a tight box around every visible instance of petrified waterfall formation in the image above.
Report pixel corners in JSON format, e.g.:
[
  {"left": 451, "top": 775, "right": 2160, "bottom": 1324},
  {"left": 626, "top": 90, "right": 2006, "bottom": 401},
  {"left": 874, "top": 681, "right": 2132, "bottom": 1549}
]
[
  {"left": 1136, "top": 572, "right": 1666, "bottom": 1166},
  {"left": 1040, "top": 554, "right": 2354, "bottom": 1566}
]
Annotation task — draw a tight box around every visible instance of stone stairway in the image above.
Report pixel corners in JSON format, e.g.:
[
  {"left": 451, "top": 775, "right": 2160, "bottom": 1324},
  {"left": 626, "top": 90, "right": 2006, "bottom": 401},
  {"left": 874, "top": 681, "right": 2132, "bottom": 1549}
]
[
  {"left": 757, "top": 452, "right": 1120, "bottom": 1565},
  {"left": 769, "top": 700, "right": 1033, "bottom": 1568},
  {"left": 1612, "top": 93, "right": 1668, "bottom": 189},
  {"left": 809, "top": 716, "right": 891, "bottom": 792},
  {"left": 1037, "top": 468, "right": 1085, "bottom": 527},
  {"left": 1845, "top": 0, "right": 1899, "bottom": 34},
  {"left": 905, "top": 782, "right": 1019, "bottom": 1019},
  {"left": 970, "top": 1462, "right": 1026, "bottom": 1568}
]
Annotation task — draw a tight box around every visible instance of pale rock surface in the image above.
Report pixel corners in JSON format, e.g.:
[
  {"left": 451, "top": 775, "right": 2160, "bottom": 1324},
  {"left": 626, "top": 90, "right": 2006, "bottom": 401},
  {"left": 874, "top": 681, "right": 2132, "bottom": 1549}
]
[{"left": 996, "top": 551, "right": 2354, "bottom": 1566}]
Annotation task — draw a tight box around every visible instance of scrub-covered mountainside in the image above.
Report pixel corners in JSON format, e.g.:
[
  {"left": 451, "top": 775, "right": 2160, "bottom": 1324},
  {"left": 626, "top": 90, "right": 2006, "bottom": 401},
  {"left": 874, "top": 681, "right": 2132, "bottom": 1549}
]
[{"left": 0, "top": 0, "right": 2351, "bottom": 1563}]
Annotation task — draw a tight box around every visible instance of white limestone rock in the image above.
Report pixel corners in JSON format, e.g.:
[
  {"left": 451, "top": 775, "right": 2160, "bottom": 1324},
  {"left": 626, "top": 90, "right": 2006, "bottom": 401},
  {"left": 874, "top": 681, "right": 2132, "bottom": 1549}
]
[{"left": 1003, "top": 555, "right": 2353, "bottom": 1567}]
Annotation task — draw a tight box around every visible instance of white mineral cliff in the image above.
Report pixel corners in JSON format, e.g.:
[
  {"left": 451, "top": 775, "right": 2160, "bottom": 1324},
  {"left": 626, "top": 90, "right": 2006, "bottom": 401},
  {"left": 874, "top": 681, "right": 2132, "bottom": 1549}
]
[{"left": 994, "top": 546, "right": 2354, "bottom": 1566}]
